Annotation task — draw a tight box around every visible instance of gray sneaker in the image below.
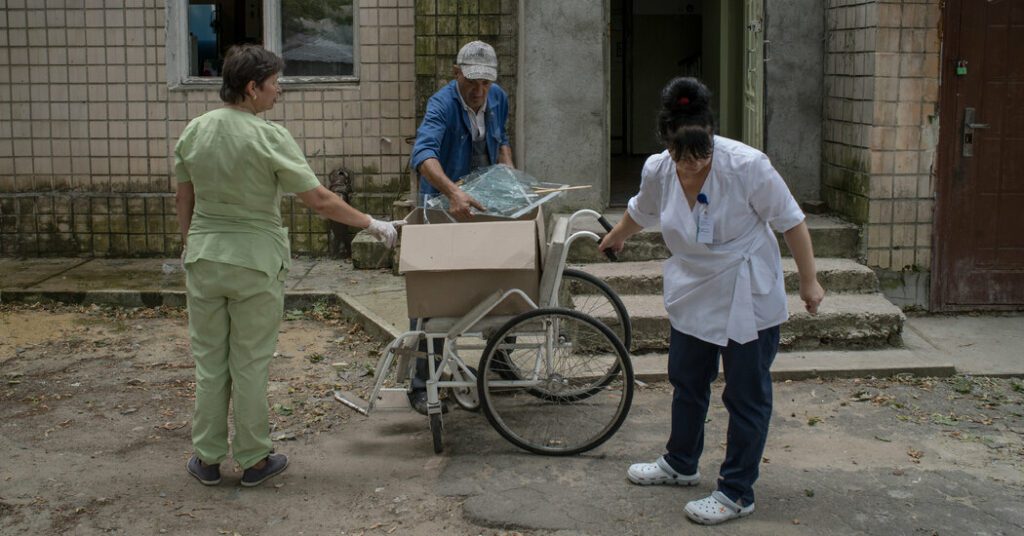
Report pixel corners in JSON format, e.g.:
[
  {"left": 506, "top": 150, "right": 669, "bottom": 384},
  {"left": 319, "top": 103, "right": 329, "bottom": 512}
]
[
  {"left": 187, "top": 455, "right": 221, "bottom": 486},
  {"left": 241, "top": 453, "right": 289, "bottom": 487}
]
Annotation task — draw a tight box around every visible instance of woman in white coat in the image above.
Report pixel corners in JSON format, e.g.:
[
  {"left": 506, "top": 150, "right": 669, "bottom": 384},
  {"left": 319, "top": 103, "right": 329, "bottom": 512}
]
[{"left": 599, "top": 77, "right": 825, "bottom": 525}]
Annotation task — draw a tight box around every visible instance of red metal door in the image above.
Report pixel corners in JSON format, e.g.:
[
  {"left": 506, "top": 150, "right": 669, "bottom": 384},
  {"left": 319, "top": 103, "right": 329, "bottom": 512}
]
[{"left": 933, "top": 0, "right": 1024, "bottom": 310}]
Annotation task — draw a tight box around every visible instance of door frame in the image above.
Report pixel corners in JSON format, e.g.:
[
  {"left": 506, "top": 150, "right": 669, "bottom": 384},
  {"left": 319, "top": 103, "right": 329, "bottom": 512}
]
[{"left": 931, "top": 0, "right": 961, "bottom": 311}]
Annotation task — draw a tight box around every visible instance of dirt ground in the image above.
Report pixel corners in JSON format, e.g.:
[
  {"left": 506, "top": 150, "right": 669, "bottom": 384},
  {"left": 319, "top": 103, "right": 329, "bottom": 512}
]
[{"left": 1, "top": 303, "right": 1023, "bottom": 535}]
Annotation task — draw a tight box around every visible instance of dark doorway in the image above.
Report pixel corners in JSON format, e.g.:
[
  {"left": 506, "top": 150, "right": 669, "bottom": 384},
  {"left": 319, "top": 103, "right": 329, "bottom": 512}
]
[
  {"left": 609, "top": 0, "right": 745, "bottom": 206},
  {"left": 933, "top": 0, "right": 1024, "bottom": 310}
]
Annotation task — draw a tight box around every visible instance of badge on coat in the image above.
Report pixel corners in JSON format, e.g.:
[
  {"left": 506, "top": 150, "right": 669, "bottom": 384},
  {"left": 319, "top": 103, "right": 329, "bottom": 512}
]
[{"left": 696, "top": 193, "right": 714, "bottom": 244}]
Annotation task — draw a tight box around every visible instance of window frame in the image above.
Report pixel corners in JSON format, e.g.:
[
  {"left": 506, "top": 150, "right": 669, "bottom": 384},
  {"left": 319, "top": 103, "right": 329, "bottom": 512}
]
[{"left": 166, "top": 0, "right": 360, "bottom": 89}]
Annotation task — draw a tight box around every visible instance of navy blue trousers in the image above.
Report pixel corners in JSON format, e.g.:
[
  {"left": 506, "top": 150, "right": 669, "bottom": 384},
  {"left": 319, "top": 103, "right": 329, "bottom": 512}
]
[{"left": 662, "top": 326, "right": 779, "bottom": 506}]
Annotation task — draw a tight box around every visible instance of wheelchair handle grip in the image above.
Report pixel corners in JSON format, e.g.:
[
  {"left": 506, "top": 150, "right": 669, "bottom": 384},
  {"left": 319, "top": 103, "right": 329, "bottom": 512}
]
[{"left": 597, "top": 216, "right": 618, "bottom": 262}]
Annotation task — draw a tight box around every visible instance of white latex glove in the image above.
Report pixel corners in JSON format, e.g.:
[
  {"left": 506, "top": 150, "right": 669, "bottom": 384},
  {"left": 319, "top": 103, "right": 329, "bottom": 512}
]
[{"left": 366, "top": 218, "right": 399, "bottom": 249}]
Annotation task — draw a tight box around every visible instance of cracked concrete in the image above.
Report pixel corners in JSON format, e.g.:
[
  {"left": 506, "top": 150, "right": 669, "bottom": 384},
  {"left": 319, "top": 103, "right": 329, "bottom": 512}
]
[{"left": 434, "top": 383, "right": 1024, "bottom": 535}]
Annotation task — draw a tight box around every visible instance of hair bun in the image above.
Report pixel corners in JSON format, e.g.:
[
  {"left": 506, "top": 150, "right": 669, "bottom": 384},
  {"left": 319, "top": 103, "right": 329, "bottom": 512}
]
[
  {"left": 663, "top": 77, "right": 711, "bottom": 114},
  {"left": 656, "top": 77, "right": 716, "bottom": 160}
]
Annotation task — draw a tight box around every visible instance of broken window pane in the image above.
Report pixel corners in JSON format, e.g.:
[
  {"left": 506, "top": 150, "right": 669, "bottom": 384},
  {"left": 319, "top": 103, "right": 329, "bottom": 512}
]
[
  {"left": 281, "top": 0, "right": 355, "bottom": 77},
  {"left": 425, "top": 165, "right": 569, "bottom": 219}
]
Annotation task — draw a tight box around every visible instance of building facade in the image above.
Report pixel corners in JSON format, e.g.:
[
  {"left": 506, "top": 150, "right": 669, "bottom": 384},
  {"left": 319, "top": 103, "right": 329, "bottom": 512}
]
[{"left": 1, "top": 0, "right": 1020, "bottom": 311}]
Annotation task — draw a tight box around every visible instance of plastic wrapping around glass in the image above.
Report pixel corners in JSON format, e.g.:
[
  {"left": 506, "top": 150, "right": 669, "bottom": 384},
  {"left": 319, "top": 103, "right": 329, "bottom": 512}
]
[{"left": 425, "top": 165, "right": 567, "bottom": 219}]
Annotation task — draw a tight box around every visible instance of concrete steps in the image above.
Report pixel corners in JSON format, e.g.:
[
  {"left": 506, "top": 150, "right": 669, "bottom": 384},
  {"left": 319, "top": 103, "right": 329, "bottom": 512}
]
[
  {"left": 630, "top": 346, "right": 953, "bottom": 382},
  {"left": 554, "top": 210, "right": 912, "bottom": 374},
  {"left": 594, "top": 292, "right": 905, "bottom": 352},
  {"left": 562, "top": 212, "right": 861, "bottom": 263},
  {"left": 574, "top": 258, "right": 878, "bottom": 295}
]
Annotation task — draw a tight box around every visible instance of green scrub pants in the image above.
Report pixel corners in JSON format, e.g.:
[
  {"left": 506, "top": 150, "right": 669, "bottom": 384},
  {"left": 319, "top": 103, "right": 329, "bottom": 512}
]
[{"left": 185, "top": 259, "right": 285, "bottom": 470}]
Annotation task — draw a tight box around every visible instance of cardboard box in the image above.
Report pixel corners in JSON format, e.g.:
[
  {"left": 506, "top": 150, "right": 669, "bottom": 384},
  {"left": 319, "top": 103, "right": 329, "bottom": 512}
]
[{"left": 399, "top": 208, "right": 547, "bottom": 319}]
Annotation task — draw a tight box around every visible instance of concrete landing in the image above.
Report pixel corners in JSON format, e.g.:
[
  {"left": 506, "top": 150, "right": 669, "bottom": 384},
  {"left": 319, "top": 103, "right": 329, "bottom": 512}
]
[{"left": 1, "top": 257, "right": 1019, "bottom": 378}]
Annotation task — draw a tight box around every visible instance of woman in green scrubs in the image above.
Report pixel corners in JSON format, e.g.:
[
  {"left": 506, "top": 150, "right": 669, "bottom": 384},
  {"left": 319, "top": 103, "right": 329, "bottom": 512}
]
[{"left": 174, "top": 44, "right": 398, "bottom": 487}]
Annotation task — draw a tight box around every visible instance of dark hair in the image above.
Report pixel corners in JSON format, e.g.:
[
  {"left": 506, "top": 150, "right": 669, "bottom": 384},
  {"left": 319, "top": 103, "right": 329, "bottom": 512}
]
[
  {"left": 657, "top": 77, "right": 715, "bottom": 161},
  {"left": 219, "top": 44, "right": 285, "bottom": 104}
]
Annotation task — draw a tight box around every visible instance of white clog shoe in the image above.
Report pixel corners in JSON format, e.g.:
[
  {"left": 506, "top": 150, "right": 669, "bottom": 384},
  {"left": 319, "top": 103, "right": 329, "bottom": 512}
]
[
  {"left": 684, "top": 491, "right": 755, "bottom": 525},
  {"left": 626, "top": 456, "right": 700, "bottom": 486}
]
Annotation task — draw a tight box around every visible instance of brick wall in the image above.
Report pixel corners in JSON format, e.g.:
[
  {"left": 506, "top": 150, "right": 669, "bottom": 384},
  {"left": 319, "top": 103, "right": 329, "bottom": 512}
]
[
  {"left": 822, "top": 1, "right": 877, "bottom": 225},
  {"left": 0, "top": 0, "right": 417, "bottom": 257},
  {"left": 413, "top": 0, "right": 517, "bottom": 152},
  {"left": 823, "top": 0, "right": 940, "bottom": 273}
]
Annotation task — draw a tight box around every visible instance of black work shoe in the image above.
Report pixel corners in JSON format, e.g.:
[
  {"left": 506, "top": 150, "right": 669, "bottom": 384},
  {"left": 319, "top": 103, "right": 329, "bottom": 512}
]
[
  {"left": 408, "top": 389, "right": 448, "bottom": 416},
  {"left": 241, "top": 453, "right": 289, "bottom": 487},
  {"left": 187, "top": 455, "right": 221, "bottom": 486}
]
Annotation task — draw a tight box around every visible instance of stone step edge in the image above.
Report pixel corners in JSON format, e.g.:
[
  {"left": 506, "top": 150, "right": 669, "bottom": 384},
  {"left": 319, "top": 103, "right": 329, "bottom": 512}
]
[
  {"left": 558, "top": 213, "right": 862, "bottom": 261},
  {"left": 613, "top": 292, "right": 906, "bottom": 318},
  {"left": 630, "top": 350, "right": 955, "bottom": 382},
  {"left": 571, "top": 258, "right": 879, "bottom": 294},
  {"left": 572, "top": 258, "right": 875, "bottom": 276},
  {"left": 553, "top": 212, "right": 860, "bottom": 232}
]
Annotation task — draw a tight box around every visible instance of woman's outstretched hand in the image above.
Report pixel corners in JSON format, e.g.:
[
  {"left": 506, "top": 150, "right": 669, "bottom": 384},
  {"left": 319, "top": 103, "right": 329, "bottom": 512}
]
[{"left": 800, "top": 279, "right": 825, "bottom": 315}]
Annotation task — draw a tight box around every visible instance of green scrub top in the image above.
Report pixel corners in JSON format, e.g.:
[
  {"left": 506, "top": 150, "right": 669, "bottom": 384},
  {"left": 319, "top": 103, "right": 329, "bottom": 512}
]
[{"left": 174, "top": 107, "right": 321, "bottom": 277}]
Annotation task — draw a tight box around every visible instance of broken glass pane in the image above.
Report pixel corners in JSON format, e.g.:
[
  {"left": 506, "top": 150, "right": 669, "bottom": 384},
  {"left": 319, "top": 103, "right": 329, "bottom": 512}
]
[{"left": 425, "top": 165, "right": 568, "bottom": 219}]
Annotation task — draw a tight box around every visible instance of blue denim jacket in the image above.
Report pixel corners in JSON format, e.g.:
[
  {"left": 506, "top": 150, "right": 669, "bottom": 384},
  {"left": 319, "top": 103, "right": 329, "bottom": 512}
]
[{"left": 410, "top": 80, "right": 510, "bottom": 200}]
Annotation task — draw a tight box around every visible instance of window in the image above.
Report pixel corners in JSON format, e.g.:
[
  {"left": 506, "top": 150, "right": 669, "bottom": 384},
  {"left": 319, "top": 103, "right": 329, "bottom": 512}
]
[
  {"left": 280, "top": 0, "right": 355, "bottom": 76},
  {"left": 167, "top": 0, "right": 359, "bottom": 87},
  {"left": 185, "top": 1, "right": 263, "bottom": 77}
]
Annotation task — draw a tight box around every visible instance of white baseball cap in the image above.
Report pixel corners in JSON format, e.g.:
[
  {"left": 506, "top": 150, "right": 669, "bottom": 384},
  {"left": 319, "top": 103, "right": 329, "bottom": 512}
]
[{"left": 456, "top": 41, "right": 498, "bottom": 81}]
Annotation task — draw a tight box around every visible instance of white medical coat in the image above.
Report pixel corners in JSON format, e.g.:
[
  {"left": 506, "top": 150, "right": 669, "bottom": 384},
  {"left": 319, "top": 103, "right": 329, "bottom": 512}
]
[{"left": 627, "top": 136, "right": 805, "bottom": 346}]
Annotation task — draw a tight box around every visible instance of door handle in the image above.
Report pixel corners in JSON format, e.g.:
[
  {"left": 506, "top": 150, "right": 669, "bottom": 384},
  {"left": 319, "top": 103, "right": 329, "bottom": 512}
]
[{"left": 962, "top": 107, "right": 987, "bottom": 157}]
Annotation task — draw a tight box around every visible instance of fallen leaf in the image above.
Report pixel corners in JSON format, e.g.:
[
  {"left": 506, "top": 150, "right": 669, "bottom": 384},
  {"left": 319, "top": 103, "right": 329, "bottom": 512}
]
[
  {"left": 156, "top": 421, "right": 188, "bottom": 431},
  {"left": 271, "top": 431, "right": 297, "bottom": 441}
]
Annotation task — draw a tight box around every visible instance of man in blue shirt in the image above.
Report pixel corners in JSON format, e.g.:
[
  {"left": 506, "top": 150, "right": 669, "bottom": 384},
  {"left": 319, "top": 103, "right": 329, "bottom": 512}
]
[
  {"left": 406, "top": 41, "right": 514, "bottom": 414},
  {"left": 410, "top": 40, "right": 514, "bottom": 219}
]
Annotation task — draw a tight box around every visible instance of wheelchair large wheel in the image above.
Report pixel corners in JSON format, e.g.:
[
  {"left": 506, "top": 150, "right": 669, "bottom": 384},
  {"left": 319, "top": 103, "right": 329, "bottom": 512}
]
[
  {"left": 558, "top": 268, "right": 632, "bottom": 350},
  {"left": 488, "top": 269, "right": 632, "bottom": 386},
  {"left": 477, "top": 308, "right": 633, "bottom": 456}
]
